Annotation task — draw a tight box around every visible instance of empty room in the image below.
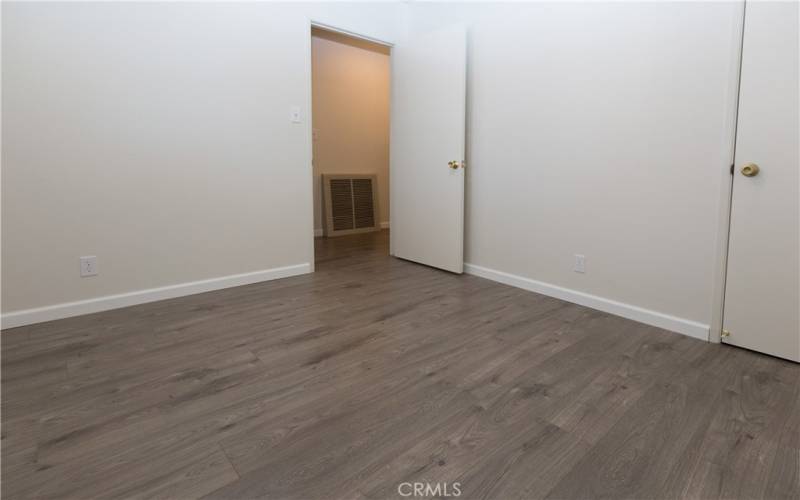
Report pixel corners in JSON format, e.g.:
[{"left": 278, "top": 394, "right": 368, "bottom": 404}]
[{"left": 1, "top": 1, "right": 798, "bottom": 499}]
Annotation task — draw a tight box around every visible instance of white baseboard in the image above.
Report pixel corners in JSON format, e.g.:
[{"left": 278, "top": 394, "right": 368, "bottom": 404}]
[
  {"left": 1, "top": 263, "right": 311, "bottom": 330},
  {"left": 464, "top": 263, "right": 710, "bottom": 341}
]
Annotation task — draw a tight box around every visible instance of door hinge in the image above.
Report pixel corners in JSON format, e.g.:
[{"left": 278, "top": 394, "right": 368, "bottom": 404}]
[{"left": 730, "top": 164, "right": 734, "bottom": 175}]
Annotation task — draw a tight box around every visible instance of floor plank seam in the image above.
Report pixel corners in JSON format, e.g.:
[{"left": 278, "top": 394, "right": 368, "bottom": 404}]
[{"left": 217, "top": 442, "right": 242, "bottom": 480}]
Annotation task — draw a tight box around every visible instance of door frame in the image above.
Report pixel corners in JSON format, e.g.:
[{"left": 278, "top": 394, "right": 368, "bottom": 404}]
[
  {"left": 305, "top": 19, "right": 395, "bottom": 272},
  {"left": 709, "top": 1, "right": 747, "bottom": 344}
]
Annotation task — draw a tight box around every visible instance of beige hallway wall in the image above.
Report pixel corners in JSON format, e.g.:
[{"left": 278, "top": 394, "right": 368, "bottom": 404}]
[{"left": 311, "top": 29, "right": 390, "bottom": 235}]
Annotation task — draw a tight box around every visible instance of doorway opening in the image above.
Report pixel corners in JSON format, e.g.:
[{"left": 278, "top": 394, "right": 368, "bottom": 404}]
[{"left": 310, "top": 26, "right": 391, "bottom": 267}]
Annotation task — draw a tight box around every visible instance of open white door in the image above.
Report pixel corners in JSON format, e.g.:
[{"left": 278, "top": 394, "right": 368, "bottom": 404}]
[
  {"left": 723, "top": 1, "right": 799, "bottom": 362},
  {"left": 390, "top": 25, "right": 466, "bottom": 273}
]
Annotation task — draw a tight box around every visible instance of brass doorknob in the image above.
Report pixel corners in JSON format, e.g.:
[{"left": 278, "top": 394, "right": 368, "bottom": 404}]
[
  {"left": 448, "top": 160, "right": 460, "bottom": 170},
  {"left": 741, "top": 163, "right": 760, "bottom": 177}
]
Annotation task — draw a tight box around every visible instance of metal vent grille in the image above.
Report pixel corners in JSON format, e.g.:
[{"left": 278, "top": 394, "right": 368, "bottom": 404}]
[
  {"left": 330, "top": 179, "right": 354, "bottom": 231},
  {"left": 352, "top": 179, "right": 376, "bottom": 229},
  {"left": 322, "top": 174, "right": 380, "bottom": 237}
]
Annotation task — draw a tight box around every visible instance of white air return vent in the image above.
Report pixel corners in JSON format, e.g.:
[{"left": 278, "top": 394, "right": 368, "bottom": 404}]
[{"left": 322, "top": 174, "right": 380, "bottom": 237}]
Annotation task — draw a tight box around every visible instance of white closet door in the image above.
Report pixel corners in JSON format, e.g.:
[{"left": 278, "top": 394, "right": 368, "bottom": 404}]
[{"left": 723, "top": 1, "right": 799, "bottom": 361}]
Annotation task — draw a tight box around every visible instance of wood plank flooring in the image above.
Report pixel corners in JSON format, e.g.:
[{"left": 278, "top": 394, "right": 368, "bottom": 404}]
[{"left": 2, "top": 230, "right": 799, "bottom": 499}]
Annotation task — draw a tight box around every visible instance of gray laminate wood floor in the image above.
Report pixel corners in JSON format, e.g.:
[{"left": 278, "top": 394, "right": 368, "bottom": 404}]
[{"left": 2, "top": 230, "right": 799, "bottom": 499}]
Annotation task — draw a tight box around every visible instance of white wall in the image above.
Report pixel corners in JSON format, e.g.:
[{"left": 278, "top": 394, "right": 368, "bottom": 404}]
[
  {"left": 3, "top": 1, "right": 744, "bottom": 337},
  {"left": 311, "top": 29, "right": 390, "bottom": 235},
  {"left": 1, "top": 1, "right": 401, "bottom": 324},
  {"left": 404, "top": 1, "right": 742, "bottom": 337}
]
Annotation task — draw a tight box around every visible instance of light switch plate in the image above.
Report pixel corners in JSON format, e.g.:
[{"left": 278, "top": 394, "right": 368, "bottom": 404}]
[{"left": 290, "top": 106, "right": 301, "bottom": 123}]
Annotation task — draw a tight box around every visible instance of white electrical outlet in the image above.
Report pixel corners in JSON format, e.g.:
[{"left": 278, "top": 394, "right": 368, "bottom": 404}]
[
  {"left": 80, "top": 256, "right": 98, "bottom": 277},
  {"left": 574, "top": 254, "right": 585, "bottom": 273}
]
